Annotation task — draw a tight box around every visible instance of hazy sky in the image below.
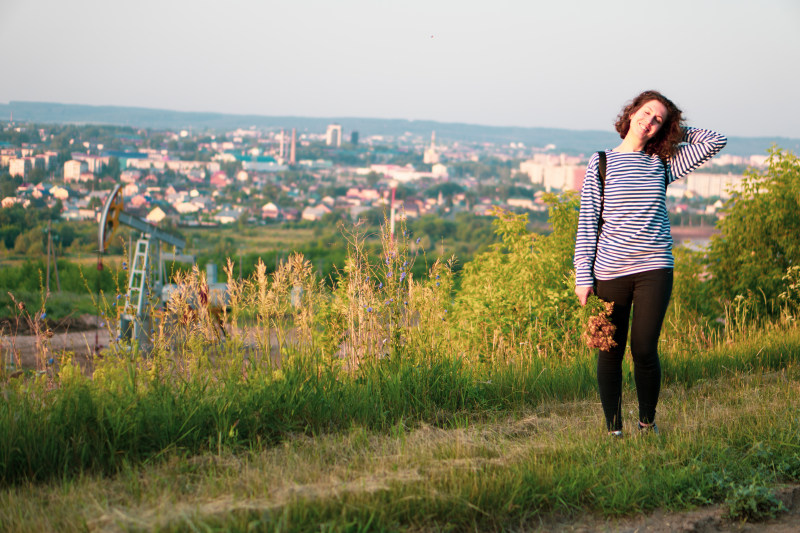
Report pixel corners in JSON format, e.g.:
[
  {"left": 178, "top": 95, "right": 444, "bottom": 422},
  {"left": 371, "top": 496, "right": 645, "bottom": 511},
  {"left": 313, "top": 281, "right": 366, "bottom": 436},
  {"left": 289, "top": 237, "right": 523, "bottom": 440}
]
[{"left": 2, "top": 0, "right": 799, "bottom": 138}]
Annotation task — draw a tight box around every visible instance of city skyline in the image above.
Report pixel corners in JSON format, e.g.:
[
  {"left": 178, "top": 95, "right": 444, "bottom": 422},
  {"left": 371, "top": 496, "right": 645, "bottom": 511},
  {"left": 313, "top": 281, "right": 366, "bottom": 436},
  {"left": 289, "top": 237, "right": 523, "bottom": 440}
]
[{"left": 2, "top": 0, "right": 799, "bottom": 138}]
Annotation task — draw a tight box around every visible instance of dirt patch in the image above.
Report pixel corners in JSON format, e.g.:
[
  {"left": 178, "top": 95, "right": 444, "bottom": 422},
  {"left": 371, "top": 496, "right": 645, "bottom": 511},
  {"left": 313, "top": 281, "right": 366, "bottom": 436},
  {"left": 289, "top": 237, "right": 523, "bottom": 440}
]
[{"left": 1, "top": 327, "right": 110, "bottom": 370}]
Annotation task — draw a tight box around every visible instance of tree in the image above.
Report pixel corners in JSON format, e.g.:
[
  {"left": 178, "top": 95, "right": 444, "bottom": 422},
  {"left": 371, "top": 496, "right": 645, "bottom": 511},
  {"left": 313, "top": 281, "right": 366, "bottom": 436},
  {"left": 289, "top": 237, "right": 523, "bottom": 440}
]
[{"left": 707, "top": 148, "right": 800, "bottom": 314}]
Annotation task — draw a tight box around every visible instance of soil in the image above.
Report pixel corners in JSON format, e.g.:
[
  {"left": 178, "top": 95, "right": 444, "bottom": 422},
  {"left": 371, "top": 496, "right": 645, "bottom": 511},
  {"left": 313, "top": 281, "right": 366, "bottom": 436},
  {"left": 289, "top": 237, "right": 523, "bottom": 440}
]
[{"left": 1, "top": 314, "right": 109, "bottom": 370}]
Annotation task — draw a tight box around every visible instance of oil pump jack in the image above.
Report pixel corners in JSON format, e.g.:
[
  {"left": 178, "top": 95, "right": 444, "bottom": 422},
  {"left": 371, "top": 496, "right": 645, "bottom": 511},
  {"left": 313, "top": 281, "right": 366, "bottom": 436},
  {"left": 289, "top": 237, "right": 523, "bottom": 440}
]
[{"left": 98, "top": 184, "right": 194, "bottom": 348}]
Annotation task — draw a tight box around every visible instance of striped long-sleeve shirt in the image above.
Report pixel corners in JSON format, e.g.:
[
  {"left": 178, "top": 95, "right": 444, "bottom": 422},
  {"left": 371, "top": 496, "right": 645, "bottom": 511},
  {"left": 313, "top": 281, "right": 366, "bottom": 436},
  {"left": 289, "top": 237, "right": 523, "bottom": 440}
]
[{"left": 574, "top": 127, "right": 727, "bottom": 287}]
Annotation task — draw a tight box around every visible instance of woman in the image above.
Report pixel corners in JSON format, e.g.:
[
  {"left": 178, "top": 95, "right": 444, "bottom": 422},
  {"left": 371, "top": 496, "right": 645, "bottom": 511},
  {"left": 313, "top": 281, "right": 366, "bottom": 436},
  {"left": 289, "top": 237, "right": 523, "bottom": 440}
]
[{"left": 573, "top": 90, "right": 726, "bottom": 436}]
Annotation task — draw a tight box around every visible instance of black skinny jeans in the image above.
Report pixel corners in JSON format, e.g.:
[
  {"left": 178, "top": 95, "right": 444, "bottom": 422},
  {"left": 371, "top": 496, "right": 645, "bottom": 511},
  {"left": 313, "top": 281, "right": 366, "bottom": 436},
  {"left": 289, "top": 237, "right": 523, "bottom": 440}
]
[{"left": 595, "top": 268, "right": 673, "bottom": 431}]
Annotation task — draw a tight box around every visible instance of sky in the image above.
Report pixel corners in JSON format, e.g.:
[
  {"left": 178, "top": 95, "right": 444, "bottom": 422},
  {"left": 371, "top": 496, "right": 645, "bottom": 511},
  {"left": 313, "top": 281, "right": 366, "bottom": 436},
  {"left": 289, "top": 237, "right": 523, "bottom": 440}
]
[{"left": 1, "top": 0, "right": 799, "bottom": 138}]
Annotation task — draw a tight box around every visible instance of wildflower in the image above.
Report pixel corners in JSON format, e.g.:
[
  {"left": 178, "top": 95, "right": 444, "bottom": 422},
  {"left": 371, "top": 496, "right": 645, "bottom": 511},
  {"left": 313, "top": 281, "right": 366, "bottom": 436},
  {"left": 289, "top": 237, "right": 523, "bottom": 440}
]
[
  {"left": 583, "top": 301, "right": 617, "bottom": 351},
  {"left": 436, "top": 282, "right": 440, "bottom": 287},
  {"left": 390, "top": 298, "right": 394, "bottom": 302},
  {"left": 48, "top": 358, "right": 54, "bottom": 365},
  {"left": 416, "top": 237, "right": 421, "bottom": 244},
  {"left": 100, "top": 322, "right": 105, "bottom": 327},
  {"left": 367, "top": 307, "right": 373, "bottom": 312},
  {"left": 403, "top": 261, "right": 407, "bottom": 267},
  {"left": 378, "top": 282, "right": 383, "bottom": 289},
  {"left": 436, "top": 275, "right": 440, "bottom": 279},
  {"left": 444, "top": 309, "right": 448, "bottom": 313},
  {"left": 388, "top": 271, "right": 393, "bottom": 278},
  {"left": 116, "top": 294, "right": 121, "bottom": 299},
  {"left": 400, "top": 272, "right": 406, "bottom": 282},
  {"left": 403, "top": 301, "right": 408, "bottom": 305},
  {"left": 41, "top": 312, "right": 47, "bottom": 319}
]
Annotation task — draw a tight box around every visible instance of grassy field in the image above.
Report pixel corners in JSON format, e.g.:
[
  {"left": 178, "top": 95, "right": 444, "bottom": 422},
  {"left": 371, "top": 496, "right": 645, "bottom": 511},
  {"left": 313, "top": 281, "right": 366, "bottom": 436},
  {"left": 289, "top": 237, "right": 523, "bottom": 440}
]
[
  {"left": 0, "top": 338, "right": 797, "bottom": 531},
  {"left": 1, "top": 315, "right": 799, "bottom": 532}
]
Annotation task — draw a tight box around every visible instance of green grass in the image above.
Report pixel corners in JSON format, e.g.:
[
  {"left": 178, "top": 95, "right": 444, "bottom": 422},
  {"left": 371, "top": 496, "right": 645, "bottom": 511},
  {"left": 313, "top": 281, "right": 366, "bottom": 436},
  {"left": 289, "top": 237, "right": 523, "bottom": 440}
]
[
  {"left": 2, "top": 324, "right": 800, "bottom": 488},
  {"left": 0, "top": 360, "right": 797, "bottom": 532}
]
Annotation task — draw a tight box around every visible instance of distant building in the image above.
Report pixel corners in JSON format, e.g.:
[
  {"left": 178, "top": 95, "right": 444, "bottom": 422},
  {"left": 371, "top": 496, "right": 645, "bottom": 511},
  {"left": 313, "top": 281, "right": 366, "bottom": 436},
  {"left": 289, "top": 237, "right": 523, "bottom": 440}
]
[
  {"left": 120, "top": 170, "right": 142, "bottom": 183},
  {"left": 520, "top": 157, "right": 585, "bottom": 192},
  {"left": 209, "top": 171, "right": 231, "bottom": 188},
  {"left": 682, "top": 172, "right": 744, "bottom": 199},
  {"left": 301, "top": 205, "right": 331, "bottom": 221},
  {"left": 9, "top": 158, "right": 30, "bottom": 178},
  {"left": 146, "top": 206, "right": 166, "bottom": 224},
  {"left": 261, "top": 202, "right": 281, "bottom": 220},
  {"left": 213, "top": 208, "right": 244, "bottom": 225},
  {"left": 64, "top": 160, "right": 88, "bottom": 183},
  {"left": 423, "top": 131, "right": 439, "bottom": 164},
  {"left": 326, "top": 124, "right": 342, "bottom": 147},
  {"left": 50, "top": 185, "right": 70, "bottom": 201}
]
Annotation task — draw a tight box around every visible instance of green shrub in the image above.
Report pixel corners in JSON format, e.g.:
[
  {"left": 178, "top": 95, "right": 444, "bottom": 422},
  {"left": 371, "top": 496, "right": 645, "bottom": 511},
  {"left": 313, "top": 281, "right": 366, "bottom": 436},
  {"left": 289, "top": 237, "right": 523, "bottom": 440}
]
[
  {"left": 451, "top": 192, "right": 580, "bottom": 355},
  {"left": 725, "top": 482, "right": 785, "bottom": 522},
  {"left": 708, "top": 148, "right": 800, "bottom": 316}
]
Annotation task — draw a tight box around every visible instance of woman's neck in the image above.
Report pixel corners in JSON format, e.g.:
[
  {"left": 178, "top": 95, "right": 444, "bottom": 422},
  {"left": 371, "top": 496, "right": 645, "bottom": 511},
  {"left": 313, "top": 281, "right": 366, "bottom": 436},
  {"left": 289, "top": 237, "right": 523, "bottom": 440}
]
[{"left": 614, "top": 135, "right": 647, "bottom": 153}]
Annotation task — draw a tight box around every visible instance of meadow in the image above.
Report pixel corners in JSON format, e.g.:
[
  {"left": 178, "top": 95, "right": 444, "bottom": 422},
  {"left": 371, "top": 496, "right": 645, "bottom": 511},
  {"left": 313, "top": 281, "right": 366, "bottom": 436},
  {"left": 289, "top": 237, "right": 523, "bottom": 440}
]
[{"left": 1, "top": 150, "right": 799, "bottom": 531}]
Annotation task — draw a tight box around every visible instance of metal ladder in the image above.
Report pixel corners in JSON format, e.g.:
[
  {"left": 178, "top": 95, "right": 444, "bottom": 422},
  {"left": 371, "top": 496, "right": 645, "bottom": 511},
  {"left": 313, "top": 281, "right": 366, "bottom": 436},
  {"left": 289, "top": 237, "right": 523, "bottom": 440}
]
[{"left": 121, "top": 238, "right": 153, "bottom": 346}]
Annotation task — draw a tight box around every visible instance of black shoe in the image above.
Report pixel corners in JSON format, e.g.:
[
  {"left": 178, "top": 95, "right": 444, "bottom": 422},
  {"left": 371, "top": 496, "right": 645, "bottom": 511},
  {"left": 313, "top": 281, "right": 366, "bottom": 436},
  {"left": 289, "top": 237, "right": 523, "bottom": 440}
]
[{"left": 638, "top": 422, "right": 659, "bottom": 435}]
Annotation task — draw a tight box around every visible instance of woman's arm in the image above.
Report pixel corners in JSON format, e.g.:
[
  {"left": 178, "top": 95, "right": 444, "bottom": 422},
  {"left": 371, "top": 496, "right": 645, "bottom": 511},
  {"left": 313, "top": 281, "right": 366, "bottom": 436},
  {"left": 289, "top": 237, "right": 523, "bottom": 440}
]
[
  {"left": 574, "top": 152, "right": 603, "bottom": 291},
  {"left": 667, "top": 127, "right": 727, "bottom": 183}
]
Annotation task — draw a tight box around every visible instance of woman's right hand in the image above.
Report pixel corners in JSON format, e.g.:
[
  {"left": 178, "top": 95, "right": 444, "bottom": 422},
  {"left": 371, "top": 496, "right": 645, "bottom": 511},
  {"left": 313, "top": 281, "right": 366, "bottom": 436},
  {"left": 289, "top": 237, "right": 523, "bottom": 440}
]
[{"left": 575, "top": 285, "right": 593, "bottom": 307}]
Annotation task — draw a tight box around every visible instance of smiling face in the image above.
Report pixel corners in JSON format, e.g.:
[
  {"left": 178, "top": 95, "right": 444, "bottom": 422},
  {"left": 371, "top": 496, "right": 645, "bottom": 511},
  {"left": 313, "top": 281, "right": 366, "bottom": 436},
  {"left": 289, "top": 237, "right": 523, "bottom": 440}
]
[{"left": 629, "top": 99, "right": 669, "bottom": 144}]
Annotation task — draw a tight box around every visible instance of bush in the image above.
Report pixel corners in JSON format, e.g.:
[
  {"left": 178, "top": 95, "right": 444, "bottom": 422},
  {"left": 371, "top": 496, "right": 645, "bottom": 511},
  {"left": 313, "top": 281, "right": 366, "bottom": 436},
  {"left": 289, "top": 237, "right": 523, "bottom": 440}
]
[
  {"left": 708, "top": 148, "right": 800, "bottom": 316},
  {"left": 451, "top": 192, "right": 580, "bottom": 355},
  {"left": 725, "top": 482, "right": 785, "bottom": 522}
]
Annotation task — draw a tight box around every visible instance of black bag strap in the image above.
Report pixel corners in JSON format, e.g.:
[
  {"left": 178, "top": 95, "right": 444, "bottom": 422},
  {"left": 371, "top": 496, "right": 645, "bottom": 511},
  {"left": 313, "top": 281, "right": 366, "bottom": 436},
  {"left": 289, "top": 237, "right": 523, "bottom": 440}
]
[{"left": 597, "top": 151, "right": 607, "bottom": 235}]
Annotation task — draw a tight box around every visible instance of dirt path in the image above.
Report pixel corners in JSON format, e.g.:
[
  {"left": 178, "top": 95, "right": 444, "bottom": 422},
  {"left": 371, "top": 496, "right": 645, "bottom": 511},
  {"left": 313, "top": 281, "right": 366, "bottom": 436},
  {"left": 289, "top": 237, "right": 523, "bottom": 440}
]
[{"left": 1, "top": 328, "right": 110, "bottom": 370}]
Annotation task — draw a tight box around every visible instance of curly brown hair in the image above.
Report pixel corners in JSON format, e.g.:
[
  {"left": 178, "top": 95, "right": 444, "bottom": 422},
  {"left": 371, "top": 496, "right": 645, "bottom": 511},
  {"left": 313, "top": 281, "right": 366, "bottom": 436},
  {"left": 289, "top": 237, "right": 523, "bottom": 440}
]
[{"left": 614, "top": 90, "right": 685, "bottom": 159}]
